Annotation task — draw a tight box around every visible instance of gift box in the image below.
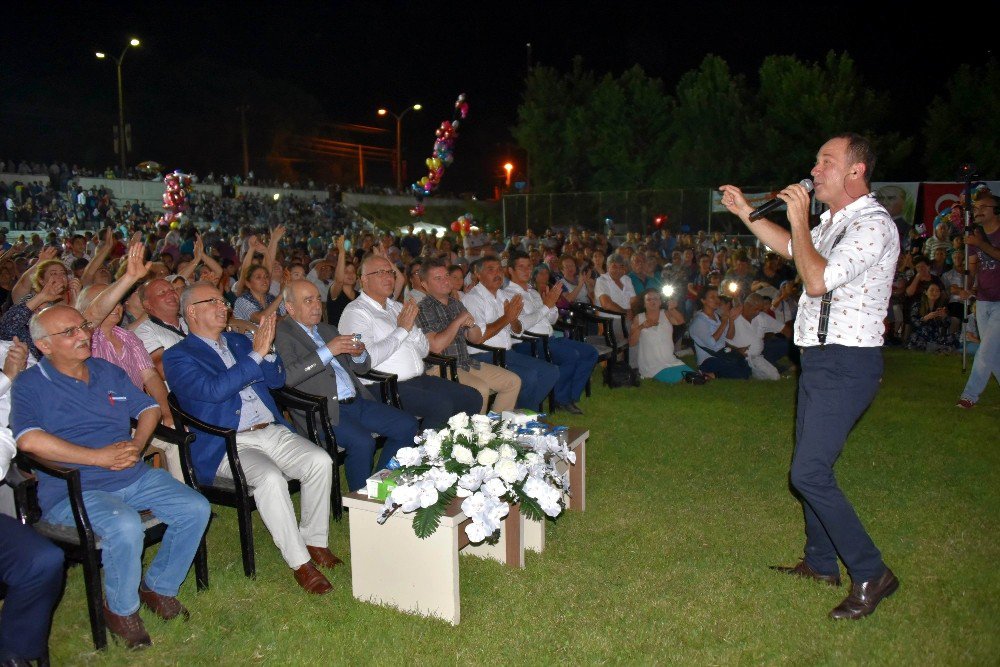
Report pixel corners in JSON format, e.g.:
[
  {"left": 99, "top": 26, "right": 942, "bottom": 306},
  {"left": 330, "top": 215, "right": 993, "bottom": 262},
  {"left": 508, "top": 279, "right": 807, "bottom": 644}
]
[{"left": 366, "top": 469, "right": 404, "bottom": 501}]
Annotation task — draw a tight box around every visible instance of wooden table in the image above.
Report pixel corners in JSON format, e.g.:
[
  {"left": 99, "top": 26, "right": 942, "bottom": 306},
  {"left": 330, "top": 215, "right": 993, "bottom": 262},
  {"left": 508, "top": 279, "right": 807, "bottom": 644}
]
[
  {"left": 343, "top": 492, "right": 523, "bottom": 625},
  {"left": 522, "top": 427, "right": 589, "bottom": 553}
]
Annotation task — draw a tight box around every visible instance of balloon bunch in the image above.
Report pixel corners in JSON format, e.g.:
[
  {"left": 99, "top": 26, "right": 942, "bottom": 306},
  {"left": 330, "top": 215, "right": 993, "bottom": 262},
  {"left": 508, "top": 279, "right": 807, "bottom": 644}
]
[
  {"left": 410, "top": 93, "right": 469, "bottom": 217},
  {"left": 161, "top": 170, "right": 193, "bottom": 227},
  {"left": 450, "top": 213, "right": 474, "bottom": 237}
]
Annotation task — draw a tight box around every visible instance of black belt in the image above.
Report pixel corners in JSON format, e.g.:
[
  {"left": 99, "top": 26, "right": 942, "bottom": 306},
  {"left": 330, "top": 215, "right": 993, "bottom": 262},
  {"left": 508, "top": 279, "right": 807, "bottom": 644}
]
[{"left": 338, "top": 396, "right": 356, "bottom": 405}]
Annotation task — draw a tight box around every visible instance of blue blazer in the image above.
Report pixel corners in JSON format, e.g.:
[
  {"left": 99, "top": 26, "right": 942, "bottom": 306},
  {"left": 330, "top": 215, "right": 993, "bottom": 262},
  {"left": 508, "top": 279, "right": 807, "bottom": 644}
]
[{"left": 163, "top": 332, "right": 289, "bottom": 484}]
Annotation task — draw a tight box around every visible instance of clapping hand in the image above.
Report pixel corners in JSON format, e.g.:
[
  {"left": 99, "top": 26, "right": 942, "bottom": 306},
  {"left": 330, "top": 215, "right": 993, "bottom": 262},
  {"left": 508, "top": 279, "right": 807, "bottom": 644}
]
[
  {"left": 503, "top": 294, "right": 524, "bottom": 322},
  {"left": 396, "top": 298, "right": 419, "bottom": 331},
  {"left": 541, "top": 284, "right": 561, "bottom": 308},
  {"left": 253, "top": 313, "right": 277, "bottom": 357}
]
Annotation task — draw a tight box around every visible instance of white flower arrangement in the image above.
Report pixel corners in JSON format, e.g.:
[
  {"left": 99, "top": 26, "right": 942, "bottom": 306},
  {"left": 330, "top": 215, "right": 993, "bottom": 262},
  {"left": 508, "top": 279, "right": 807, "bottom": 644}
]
[{"left": 381, "top": 412, "right": 576, "bottom": 541}]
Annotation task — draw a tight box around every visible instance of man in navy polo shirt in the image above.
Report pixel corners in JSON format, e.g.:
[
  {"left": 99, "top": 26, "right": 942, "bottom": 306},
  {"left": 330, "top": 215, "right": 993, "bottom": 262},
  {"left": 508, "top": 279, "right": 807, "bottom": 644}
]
[{"left": 11, "top": 305, "right": 210, "bottom": 649}]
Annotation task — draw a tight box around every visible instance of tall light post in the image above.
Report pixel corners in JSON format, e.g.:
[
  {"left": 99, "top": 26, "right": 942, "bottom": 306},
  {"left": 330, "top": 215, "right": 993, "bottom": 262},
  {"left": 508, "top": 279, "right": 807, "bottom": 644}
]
[
  {"left": 377, "top": 103, "right": 421, "bottom": 191},
  {"left": 503, "top": 162, "right": 514, "bottom": 187},
  {"left": 96, "top": 37, "right": 140, "bottom": 176}
]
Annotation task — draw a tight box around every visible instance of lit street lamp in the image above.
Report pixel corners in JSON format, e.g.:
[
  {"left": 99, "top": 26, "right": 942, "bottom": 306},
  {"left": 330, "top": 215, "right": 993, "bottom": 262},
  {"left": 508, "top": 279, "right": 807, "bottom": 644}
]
[
  {"left": 377, "top": 103, "right": 422, "bottom": 191},
  {"left": 96, "top": 37, "right": 141, "bottom": 176},
  {"left": 503, "top": 162, "right": 514, "bottom": 187}
]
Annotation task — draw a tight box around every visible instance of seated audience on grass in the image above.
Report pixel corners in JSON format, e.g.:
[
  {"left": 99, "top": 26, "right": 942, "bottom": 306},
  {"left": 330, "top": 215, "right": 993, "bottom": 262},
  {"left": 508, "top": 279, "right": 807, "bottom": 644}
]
[
  {"left": 339, "top": 254, "right": 482, "bottom": 428},
  {"left": 13, "top": 305, "right": 210, "bottom": 648},
  {"left": 629, "top": 288, "right": 693, "bottom": 383},
  {"left": 908, "top": 282, "right": 958, "bottom": 352},
  {"left": 165, "top": 290, "right": 342, "bottom": 595},
  {"left": 507, "top": 253, "right": 598, "bottom": 414},
  {"left": 416, "top": 259, "right": 521, "bottom": 413},
  {"left": 725, "top": 292, "right": 788, "bottom": 380},
  {"left": 460, "top": 256, "right": 559, "bottom": 411},
  {"left": 594, "top": 253, "right": 635, "bottom": 344},
  {"left": 688, "top": 286, "right": 751, "bottom": 380},
  {"left": 941, "top": 253, "right": 969, "bottom": 320},
  {"left": 276, "top": 279, "right": 417, "bottom": 492}
]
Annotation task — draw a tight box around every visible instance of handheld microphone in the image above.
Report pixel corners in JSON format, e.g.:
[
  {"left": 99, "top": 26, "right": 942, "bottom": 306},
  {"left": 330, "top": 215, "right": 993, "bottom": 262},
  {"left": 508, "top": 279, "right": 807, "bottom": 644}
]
[{"left": 749, "top": 179, "right": 813, "bottom": 221}]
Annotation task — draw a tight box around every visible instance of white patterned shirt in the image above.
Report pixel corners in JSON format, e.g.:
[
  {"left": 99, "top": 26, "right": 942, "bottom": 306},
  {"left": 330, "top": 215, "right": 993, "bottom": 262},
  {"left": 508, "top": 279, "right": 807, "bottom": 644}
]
[
  {"left": 338, "top": 291, "right": 428, "bottom": 382},
  {"left": 504, "top": 282, "right": 557, "bottom": 335},
  {"left": 790, "top": 194, "right": 899, "bottom": 347}
]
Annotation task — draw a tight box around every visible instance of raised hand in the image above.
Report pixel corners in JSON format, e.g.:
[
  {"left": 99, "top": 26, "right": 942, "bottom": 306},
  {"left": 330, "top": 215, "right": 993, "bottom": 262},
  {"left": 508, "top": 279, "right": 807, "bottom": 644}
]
[
  {"left": 777, "top": 182, "right": 812, "bottom": 229},
  {"left": 718, "top": 185, "right": 753, "bottom": 220},
  {"left": 38, "top": 246, "right": 58, "bottom": 262},
  {"left": 124, "top": 240, "right": 151, "bottom": 282},
  {"left": 193, "top": 233, "right": 204, "bottom": 260}
]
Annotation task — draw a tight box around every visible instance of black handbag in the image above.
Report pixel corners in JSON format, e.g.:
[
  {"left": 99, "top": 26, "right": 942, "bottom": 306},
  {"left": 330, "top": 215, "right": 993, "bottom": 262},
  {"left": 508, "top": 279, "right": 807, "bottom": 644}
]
[{"left": 604, "top": 360, "right": 641, "bottom": 388}]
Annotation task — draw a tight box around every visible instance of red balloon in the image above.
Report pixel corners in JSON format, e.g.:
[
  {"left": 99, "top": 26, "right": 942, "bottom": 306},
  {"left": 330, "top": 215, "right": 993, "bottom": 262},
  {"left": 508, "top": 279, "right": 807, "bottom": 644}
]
[
  {"left": 451, "top": 221, "right": 461, "bottom": 232},
  {"left": 460, "top": 219, "right": 471, "bottom": 233}
]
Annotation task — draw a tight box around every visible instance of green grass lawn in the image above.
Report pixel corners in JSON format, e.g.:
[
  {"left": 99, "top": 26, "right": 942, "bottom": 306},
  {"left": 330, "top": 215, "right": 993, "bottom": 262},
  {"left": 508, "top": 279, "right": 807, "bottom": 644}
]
[{"left": 41, "top": 349, "right": 1000, "bottom": 665}]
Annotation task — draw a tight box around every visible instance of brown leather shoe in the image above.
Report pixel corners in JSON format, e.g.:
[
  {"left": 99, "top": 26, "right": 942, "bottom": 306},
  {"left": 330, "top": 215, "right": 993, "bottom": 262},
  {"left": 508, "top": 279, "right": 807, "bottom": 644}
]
[
  {"left": 139, "top": 584, "right": 190, "bottom": 621},
  {"left": 770, "top": 560, "right": 841, "bottom": 586},
  {"left": 829, "top": 568, "right": 899, "bottom": 620},
  {"left": 293, "top": 561, "right": 333, "bottom": 594},
  {"left": 103, "top": 602, "right": 152, "bottom": 649},
  {"left": 307, "top": 545, "right": 344, "bottom": 569}
]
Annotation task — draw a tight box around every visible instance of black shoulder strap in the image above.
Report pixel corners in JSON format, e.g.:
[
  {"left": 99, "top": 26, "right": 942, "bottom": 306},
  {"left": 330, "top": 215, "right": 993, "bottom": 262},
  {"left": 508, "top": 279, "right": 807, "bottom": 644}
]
[{"left": 817, "top": 226, "right": 850, "bottom": 347}]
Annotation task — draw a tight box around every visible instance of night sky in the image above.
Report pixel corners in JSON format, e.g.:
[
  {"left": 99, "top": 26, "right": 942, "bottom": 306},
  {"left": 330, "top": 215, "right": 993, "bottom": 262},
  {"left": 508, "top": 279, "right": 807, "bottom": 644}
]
[{"left": 2, "top": 1, "right": 987, "bottom": 195}]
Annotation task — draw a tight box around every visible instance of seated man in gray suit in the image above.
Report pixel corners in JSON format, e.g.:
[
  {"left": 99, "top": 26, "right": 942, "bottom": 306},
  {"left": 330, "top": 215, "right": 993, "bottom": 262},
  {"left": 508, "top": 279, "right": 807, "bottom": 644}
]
[{"left": 275, "top": 280, "right": 418, "bottom": 492}]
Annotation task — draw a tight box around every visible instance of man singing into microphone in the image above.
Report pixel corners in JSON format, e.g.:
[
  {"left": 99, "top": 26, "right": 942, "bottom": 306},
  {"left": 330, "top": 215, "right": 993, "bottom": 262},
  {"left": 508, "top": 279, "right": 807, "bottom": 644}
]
[{"left": 719, "top": 133, "right": 900, "bottom": 620}]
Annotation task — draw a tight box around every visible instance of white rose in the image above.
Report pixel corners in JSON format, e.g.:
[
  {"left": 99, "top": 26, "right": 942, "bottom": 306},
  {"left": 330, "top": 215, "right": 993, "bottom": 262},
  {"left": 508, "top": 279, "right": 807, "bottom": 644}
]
[
  {"left": 452, "top": 444, "right": 474, "bottom": 466},
  {"left": 498, "top": 443, "right": 517, "bottom": 460},
  {"left": 448, "top": 413, "right": 470, "bottom": 430},
  {"left": 525, "top": 452, "right": 543, "bottom": 466},
  {"left": 394, "top": 447, "right": 422, "bottom": 467},
  {"left": 417, "top": 483, "right": 439, "bottom": 509},
  {"left": 390, "top": 485, "right": 421, "bottom": 513},
  {"left": 477, "top": 448, "right": 500, "bottom": 466}
]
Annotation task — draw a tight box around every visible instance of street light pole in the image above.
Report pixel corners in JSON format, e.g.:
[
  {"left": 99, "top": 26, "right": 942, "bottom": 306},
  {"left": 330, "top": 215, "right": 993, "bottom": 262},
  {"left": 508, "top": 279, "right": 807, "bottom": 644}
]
[
  {"left": 377, "top": 104, "right": 421, "bottom": 191},
  {"left": 97, "top": 38, "right": 140, "bottom": 177}
]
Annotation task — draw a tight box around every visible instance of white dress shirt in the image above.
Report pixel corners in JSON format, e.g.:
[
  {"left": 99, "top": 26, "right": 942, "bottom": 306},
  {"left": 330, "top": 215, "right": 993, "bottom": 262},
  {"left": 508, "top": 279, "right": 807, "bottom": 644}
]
[
  {"left": 594, "top": 273, "right": 635, "bottom": 311},
  {"left": 504, "top": 282, "right": 557, "bottom": 335},
  {"left": 727, "top": 312, "right": 784, "bottom": 357},
  {"left": 461, "top": 283, "right": 513, "bottom": 349},
  {"left": 338, "top": 291, "right": 428, "bottom": 382},
  {"left": 790, "top": 194, "right": 899, "bottom": 347},
  {"left": 0, "top": 340, "right": 38, "bottom": 427}
]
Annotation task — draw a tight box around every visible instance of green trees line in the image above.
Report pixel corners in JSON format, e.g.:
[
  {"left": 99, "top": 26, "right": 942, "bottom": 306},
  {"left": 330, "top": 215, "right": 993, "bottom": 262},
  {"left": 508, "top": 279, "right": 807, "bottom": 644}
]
[{"left": 512, "top": 53, "right": 999, "bottom": 193}]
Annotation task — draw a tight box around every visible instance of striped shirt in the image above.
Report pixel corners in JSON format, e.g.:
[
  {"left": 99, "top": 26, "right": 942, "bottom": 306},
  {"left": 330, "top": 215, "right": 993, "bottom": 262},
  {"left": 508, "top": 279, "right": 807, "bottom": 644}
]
[{"left": 90, "top": 326, "right": 154, "bottom": 389}]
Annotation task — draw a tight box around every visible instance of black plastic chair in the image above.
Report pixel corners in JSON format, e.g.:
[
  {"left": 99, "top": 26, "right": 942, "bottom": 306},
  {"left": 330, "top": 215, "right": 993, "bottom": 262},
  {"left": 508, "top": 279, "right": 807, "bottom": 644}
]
[
  {"left": 269, "top": 385, "right": 343, "bottom": 521},
  {"left": 168, "top": 393, "right": 300, "bottom": 578},
  {"left": 11, "top": 424, "right": 209, "bottom": 651}
]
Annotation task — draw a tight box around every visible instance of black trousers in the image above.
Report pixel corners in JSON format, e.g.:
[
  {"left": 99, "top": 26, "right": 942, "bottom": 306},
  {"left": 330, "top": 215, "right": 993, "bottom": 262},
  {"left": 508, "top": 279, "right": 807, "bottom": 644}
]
[
  {"left": 790, "top": 345, "right": 885, "bottom": 582},
  {"left": 397, "top": 374, "right": 483, "bottom": 431},
  {"left": 0, "top": 515, "right": 64, "bottom": 661}
]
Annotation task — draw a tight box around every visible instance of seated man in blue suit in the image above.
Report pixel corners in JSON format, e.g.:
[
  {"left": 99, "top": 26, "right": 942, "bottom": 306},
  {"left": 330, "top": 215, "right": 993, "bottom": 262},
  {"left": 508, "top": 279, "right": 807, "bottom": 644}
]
[
  {"left": 275, "top": 280, "right": 417, "bottom": 493},
  {"left": 163, "top": 283, "right": 338, "bottom": 595}
]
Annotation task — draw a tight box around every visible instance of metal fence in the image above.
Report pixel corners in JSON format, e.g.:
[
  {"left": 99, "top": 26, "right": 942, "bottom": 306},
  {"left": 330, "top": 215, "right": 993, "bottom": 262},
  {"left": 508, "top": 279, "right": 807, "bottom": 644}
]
[{"left": 500, "top": 187, "right": 775, "bottom": 237}]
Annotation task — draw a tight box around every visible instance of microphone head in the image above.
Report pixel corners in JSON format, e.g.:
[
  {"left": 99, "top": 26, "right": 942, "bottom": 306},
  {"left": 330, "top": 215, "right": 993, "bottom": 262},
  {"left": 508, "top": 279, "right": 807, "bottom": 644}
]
[{"left": 799, "top": 178, "right": 814, "bottom": 193}]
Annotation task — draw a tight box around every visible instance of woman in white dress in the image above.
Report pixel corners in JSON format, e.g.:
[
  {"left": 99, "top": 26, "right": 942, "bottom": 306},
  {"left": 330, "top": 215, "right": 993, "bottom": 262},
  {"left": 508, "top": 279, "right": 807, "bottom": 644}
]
[{"left": 629, "top": 288, "right": 693, "bottom": 383}]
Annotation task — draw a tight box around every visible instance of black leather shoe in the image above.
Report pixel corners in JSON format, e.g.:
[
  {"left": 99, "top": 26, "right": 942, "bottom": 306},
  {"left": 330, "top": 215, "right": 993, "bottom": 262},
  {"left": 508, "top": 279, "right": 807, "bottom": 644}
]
[
  {"left": 557, "top": 403, "right": 583, "bottom": 415},
  {"left": 770, "top": 560, "right": 841, "bottom": 586},
  {"left": 829, "top": 568, "right": 899, "bottom": 620}
]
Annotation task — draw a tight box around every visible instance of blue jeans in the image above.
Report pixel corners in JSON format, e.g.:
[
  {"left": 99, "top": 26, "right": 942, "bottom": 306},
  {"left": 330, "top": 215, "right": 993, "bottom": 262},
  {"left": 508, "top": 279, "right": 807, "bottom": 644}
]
[
  {"left": 513, "top": 338, "right": 598, "bottom": 404},
  {"left": 790, "top": 345, "right": 885, "bottom": 582},
  {"left": 960, "top": 300, "right": 999, "bottom": 403},
  {"left": 333, "top": 398, "right": 418, "bottom": 492},
  {"left": 43, "top": 467, "right": 210, "bottom": 616},
  {"left": 473, "top": 350, "right": 559, "bottom": 411}
]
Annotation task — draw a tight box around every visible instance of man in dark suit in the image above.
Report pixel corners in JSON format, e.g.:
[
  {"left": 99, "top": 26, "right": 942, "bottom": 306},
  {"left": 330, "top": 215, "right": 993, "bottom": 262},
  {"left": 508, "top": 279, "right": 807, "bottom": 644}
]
[
  {"left": 164, "top": 283, "right": 339, "bottom": 595},
  {"left": 275, "top": 280, "right": 417, "bottom": 492}
]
